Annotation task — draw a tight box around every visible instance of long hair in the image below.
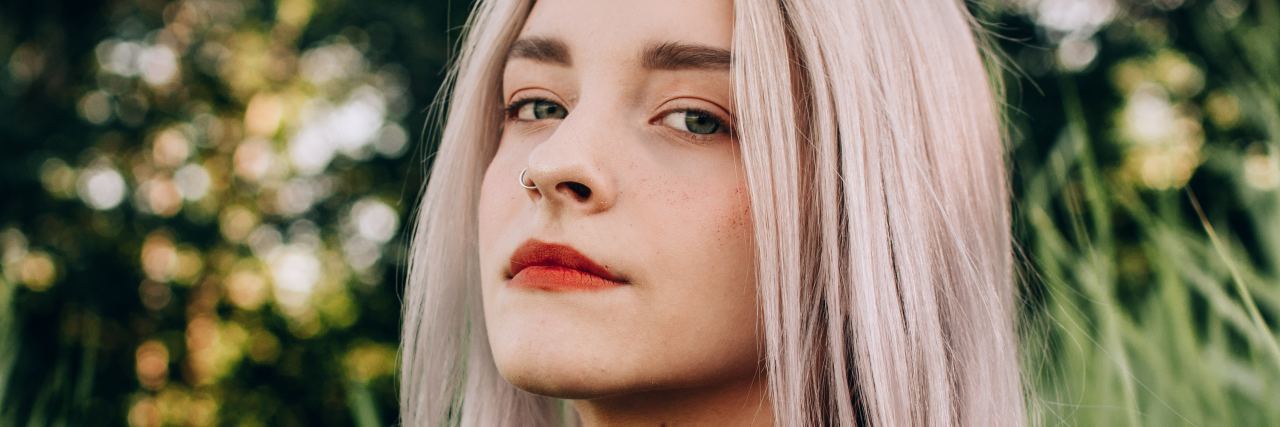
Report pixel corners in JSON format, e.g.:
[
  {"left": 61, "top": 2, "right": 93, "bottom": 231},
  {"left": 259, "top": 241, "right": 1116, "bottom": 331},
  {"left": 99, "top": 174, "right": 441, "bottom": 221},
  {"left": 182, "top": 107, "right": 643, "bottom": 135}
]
[{"left": 399, "top": 0, "right": 1024, "bottom": 425}]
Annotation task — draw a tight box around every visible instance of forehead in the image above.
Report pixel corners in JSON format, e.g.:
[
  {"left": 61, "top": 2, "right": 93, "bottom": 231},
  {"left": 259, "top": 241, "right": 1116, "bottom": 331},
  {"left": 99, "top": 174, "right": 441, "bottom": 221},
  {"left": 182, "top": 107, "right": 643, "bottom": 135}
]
[{"left": 517, "top": 0, "right": 734, "bottom": 55}]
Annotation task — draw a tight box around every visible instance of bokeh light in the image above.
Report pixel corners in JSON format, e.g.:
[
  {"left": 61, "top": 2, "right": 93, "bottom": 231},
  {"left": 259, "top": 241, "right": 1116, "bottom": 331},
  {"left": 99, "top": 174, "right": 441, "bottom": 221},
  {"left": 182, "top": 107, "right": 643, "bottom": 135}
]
[{"left": 77, "top": 165, "right": 128, "bottom": 210}]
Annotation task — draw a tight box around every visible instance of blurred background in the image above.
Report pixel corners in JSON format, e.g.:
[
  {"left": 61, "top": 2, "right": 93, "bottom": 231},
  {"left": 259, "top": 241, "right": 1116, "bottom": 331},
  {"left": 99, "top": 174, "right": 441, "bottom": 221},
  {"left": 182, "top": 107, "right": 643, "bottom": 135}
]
[{"left": 0, "top": 0, "right": 1275, "bottom": 425}]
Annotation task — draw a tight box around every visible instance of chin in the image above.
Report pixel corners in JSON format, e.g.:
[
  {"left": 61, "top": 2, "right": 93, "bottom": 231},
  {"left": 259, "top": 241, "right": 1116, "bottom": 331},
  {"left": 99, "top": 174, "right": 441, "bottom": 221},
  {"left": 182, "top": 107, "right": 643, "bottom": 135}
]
[{"left": 493, "top": 351, "right": 637, "bottom": 400}]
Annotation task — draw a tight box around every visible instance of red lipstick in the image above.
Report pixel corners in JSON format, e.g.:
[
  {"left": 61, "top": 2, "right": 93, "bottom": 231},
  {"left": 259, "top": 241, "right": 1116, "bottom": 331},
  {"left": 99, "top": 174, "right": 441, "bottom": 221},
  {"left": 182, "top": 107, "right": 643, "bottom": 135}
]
[{"left": 507, "top": 239, "right": 627, "bottom": 291}]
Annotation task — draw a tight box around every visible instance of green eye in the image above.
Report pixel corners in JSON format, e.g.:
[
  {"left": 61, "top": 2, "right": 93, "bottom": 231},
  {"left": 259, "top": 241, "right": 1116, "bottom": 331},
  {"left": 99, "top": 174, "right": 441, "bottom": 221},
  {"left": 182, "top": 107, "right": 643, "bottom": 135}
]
[
  {"left": 684, "top": 111, "right": 720, "bottom": 134},
  {"left": 514, "top": 99, "right": 567, "bottom": 120},
  {"left": 661, "top": 110, "right": 723, "bottom": 135}
]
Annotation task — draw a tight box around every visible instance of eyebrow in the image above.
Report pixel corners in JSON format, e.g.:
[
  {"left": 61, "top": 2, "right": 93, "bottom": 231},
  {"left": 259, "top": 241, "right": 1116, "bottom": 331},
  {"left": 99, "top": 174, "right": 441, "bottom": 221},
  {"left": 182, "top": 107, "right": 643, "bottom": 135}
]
[
  {"left": 507, "top": 37, "right": 572, "bottom": 66},
  {"left": 505, "top": 37, "right": 731, "bottom": 71},
  {"left": 641, "top": 41, "right": 731, "bottom": 71}
]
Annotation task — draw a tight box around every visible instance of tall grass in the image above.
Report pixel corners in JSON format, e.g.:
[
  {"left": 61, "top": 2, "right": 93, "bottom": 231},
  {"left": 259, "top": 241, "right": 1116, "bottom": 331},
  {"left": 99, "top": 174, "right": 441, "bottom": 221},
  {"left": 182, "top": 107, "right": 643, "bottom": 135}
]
[{"left": 1017, "top": 3, "right": 1280, "bottom": 425}]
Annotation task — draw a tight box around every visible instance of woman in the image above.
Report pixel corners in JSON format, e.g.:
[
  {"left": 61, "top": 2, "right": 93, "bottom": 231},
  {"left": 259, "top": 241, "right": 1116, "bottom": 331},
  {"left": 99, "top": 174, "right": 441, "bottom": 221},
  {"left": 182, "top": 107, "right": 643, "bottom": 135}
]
[{"left": 400, "top": 0, "right": 1024, "bottom": 425}]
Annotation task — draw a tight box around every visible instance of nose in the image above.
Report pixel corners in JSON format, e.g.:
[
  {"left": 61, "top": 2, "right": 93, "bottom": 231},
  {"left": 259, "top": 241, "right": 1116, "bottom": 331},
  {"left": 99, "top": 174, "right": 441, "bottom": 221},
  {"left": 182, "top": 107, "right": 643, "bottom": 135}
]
[{"left": 520, "top": 128, "right": 618, "bottom": 214}]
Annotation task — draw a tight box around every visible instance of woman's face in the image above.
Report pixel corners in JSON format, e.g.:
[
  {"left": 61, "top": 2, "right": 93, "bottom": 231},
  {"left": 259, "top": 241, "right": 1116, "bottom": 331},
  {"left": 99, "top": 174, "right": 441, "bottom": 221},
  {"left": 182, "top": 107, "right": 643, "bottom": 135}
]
[{"left": 476, "top": 0, "right": 760, "bottom": 399}]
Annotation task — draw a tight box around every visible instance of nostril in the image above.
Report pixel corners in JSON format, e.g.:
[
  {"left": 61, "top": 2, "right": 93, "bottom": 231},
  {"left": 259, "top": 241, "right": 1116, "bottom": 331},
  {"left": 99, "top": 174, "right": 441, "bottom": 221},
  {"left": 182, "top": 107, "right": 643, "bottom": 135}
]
[{"left": 560, "top": 182, "right": 592, "bottom": 201}]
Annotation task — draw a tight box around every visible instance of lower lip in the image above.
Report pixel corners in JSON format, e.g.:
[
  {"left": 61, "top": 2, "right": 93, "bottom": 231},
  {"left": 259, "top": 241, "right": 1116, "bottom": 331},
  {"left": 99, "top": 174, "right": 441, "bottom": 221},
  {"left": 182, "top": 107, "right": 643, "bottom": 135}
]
[{"left": 509, "top": 266, "right": 625, "bottom": 291}]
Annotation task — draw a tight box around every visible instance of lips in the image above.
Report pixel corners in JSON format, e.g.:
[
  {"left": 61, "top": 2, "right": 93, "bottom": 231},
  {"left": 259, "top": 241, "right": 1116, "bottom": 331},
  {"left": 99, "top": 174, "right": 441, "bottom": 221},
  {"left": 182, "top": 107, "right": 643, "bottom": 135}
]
[{"left": 507, "top": 239, "right": 627, "bottom": 291}]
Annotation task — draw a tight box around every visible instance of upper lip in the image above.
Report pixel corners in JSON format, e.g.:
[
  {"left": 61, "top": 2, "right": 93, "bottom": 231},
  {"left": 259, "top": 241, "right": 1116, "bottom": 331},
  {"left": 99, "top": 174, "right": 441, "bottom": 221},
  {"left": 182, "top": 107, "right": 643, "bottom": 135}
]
[{"left": 507, "top": 239, "right": 627, "bottom": 283}]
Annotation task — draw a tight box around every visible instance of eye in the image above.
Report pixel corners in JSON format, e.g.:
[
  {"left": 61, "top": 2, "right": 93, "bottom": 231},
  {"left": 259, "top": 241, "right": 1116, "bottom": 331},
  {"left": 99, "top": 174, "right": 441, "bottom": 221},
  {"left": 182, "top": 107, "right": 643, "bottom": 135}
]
[
  {"left": 660, "top": 109, "right": 724, "bottom": 135},
  {"left": 509, "top": 98, "right": 567, "bottom": 121}
]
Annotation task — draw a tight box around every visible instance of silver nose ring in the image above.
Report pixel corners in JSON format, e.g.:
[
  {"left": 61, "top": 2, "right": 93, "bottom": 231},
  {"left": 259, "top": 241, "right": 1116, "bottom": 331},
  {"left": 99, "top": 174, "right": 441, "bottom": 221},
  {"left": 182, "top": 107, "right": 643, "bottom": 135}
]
[{"left": 518, "top": 168, "right": 537, "bottom": 189}]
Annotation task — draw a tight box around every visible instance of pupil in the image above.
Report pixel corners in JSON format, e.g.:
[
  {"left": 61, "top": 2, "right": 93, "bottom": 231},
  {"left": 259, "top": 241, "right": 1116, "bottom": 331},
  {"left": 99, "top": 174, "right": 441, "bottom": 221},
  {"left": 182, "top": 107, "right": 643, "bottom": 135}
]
[
  {"left": 534, "top": 101, "right": 563, "bottom": 119},
  {"left": 685, "top": 112, "right": 718, "bottom": 134}
]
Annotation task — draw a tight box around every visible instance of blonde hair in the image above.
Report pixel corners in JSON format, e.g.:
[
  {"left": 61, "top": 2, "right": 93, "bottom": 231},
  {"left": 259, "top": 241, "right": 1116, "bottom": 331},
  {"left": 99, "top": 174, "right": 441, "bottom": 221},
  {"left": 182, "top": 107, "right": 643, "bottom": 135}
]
[{"left": 399, "top": 0, "right": 1025, "bottom": 425}]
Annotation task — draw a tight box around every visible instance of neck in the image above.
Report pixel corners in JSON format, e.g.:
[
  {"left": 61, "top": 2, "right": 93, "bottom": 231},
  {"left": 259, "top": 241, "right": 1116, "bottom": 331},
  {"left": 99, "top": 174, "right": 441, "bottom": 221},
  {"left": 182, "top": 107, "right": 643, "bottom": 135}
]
[{"left": 571, "top": 375, "right": 774, "bottom": 426}]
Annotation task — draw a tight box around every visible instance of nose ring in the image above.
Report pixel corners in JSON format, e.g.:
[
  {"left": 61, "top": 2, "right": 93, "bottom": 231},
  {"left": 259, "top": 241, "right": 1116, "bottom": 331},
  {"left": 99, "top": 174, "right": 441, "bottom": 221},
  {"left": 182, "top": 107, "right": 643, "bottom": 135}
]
[{"left": 518, "top": 168, "right": 537, "bottom": 189}]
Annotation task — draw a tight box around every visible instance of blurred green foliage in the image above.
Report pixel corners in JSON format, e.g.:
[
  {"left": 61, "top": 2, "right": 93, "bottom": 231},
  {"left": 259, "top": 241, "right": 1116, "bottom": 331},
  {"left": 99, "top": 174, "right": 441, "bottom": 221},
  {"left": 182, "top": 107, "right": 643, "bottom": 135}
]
[
  {"left": 983, "top": 0, "right": 1280, "bottom": 424},
  {"left": 0, "top": 0, "right": 1277, "bottom": 426},
  {"left": 0, "top": 0, "right": 469, "bottom": 425}
]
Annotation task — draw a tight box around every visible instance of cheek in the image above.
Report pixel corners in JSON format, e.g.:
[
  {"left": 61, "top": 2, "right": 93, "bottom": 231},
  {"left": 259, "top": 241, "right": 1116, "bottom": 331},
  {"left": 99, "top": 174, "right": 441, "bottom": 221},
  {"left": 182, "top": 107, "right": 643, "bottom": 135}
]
[
  {"left": 658, "top": 162, "right": 753, "bottom": 275},
  {"left": 633, "top": 173, "right": 759, "bottom": 379},
  {"left": 667, "top": 184, "right": 753, "bottom": 278},
  {"left": 715, "top": 186, "right": 753, "bottom": 245}
]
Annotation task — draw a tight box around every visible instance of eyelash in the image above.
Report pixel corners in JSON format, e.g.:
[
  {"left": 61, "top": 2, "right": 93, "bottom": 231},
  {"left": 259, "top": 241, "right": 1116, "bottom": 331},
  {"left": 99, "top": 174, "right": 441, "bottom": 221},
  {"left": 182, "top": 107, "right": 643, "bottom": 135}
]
[
  {"left": 501, "top": 97, "right": 733, "bottom": 143},
  {"left": 502, "top": 96, "right": 551, "bottom": 120}
]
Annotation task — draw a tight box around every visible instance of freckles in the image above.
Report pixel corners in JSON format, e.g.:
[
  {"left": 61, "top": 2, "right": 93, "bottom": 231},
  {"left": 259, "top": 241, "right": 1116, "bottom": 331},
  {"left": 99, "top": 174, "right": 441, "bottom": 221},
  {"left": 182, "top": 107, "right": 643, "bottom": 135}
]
[
  {"left": 711, "top": 186, "right": 751, "bottom": 243},
  {"left": 661, "top": 178, "right": 690, "bottom": 207}
]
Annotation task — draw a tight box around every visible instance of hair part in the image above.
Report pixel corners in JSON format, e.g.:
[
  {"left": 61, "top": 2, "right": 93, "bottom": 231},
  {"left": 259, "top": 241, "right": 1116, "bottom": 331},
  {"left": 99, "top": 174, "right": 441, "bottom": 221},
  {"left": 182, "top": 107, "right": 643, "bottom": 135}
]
[{"left": 399, "top": 0, "right": 1025, "bottom": 425}]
